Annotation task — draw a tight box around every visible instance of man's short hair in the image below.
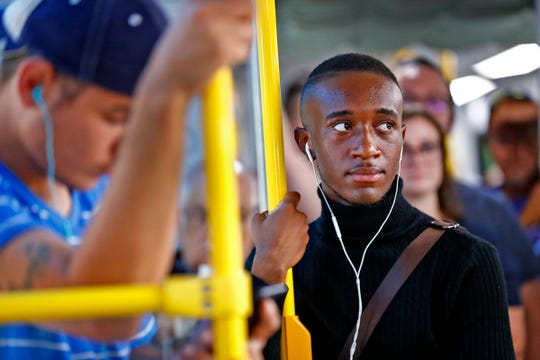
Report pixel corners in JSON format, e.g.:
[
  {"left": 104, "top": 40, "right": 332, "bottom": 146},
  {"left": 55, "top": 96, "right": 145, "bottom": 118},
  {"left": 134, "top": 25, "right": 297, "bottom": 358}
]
[
  {"left": 300, "top": 53, "right": 400, "bottom": 125},
  {"left": 3, "top": 0, "right": 167, "bottom": 96},
  {"left": 489, "top": 90, "right": 536, "bottom": 118},
  {"left": 304, "top": 53, "right": 399, "bottom": 91}
]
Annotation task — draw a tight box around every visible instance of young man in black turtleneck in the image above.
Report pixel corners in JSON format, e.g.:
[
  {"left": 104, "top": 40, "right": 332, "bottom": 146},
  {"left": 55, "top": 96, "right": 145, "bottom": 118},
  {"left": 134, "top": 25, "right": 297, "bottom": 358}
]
[{"left": 259, "top": 53, "right": 514, "bottom": 359}]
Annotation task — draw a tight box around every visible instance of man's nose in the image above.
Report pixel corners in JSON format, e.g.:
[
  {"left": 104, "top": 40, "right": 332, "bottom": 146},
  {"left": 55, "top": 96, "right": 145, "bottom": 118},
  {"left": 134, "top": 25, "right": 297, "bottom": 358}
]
[{"left": 350, "top": 129, "right": 380, "bottom": 158}]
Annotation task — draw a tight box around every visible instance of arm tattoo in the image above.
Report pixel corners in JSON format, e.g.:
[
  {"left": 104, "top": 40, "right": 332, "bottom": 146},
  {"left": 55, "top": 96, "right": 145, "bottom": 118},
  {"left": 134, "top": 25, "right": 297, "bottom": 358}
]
[
  {"left": 22, "top": 242, "right": 52, "bottom": 289},
  {"left": 0, "top": 239, "right": 72, "bottom": 291}
]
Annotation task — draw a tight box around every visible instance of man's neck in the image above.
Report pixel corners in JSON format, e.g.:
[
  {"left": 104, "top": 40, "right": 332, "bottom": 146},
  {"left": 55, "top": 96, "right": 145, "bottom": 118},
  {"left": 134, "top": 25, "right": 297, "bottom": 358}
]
[
  {"left": 0, "top": 123, "right": 72, "bottom": 216},
  {"left": 0, "top": 86, "right": 72, "bottom": 216}
]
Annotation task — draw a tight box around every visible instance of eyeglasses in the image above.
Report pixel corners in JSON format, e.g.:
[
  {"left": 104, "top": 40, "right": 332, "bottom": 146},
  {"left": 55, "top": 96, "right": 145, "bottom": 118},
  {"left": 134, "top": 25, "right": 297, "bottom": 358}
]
[
  {"left": 403, "top": 99, "right": 450, "bottom": 114},
  {"left": 403, "top": 141, "right": 441, "bottom": 158}
]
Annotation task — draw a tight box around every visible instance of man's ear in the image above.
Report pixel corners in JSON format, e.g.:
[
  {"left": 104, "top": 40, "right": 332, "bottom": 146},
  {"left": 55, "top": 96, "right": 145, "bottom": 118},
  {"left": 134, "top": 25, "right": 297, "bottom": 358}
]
[
  {"left": 401, "top": 123, "right": 407, "bottom": 140},
  {"left": 16, "top": 57, "right": 56, "bottom": 108},
  {"left": 294, "top": 127, "right": 315, "bottom": 160}
]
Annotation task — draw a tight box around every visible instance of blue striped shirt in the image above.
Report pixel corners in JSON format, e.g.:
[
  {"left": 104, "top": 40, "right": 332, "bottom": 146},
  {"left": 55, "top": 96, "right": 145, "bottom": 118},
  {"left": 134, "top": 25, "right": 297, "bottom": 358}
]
[{"left": 0, "top": 162, "right": 156, "bottom": 359}]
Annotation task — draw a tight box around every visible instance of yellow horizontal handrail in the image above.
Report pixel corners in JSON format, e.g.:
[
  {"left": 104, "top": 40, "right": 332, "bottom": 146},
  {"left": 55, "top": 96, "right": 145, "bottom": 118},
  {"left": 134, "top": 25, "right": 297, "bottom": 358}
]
[{"left": 0, "top": 272, "right": 251, "bottom": 323}]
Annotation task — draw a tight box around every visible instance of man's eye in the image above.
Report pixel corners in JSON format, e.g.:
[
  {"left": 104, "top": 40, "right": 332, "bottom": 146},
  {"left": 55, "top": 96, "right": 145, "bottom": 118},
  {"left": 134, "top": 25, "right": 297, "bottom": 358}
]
[
  {"left": 333, "top": 122, "right": 350, "bottom": 132},
  {"left": 377, "top": 122, "right": 394, "bottom": 131}
]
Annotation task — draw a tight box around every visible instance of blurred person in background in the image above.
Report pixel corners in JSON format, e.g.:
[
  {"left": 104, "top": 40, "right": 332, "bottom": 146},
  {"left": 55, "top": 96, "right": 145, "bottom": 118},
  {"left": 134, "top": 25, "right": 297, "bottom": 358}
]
[
  {"left": 134, "top": 160, "right": 261, "bottom": 358},
  {"left": 400, "top": 108, "right": 528, "bottom": 358},
  {"left": 395, "top": 58, "right": 540, "bottom": 360},
  {"left": 175, "top": 160, "right": 258, "bottom": 273},
  {"left": 487, "top": 92, "right": 540, "bottom": 257},
  {"left": 284, "top": 72, "right": 309, "bottom": 130},
  {"left": 282, "top": 72, "right": 321, "bottom": 223}
]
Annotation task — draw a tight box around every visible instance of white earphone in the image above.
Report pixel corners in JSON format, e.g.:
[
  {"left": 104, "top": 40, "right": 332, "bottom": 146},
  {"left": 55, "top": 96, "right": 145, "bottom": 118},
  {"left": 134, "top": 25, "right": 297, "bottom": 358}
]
[
  {"left": 304, "top": 138, "right": 402, "bottom": 360},
  {"left": 305, "top": 142, "right": 314, "bottom": 163}
]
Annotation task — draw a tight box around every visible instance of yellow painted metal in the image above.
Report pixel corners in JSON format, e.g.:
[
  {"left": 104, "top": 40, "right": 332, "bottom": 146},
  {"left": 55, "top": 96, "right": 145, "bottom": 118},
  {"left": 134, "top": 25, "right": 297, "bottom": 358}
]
[
  {"left": 0, "top": 284, "right": 160, "bottom": 322},
  {"left": 255, "top": 0, "right": 290, "bottom": 316},
  {"left": 439, "top": 49, "right": 457, "bottom": 81},
  {"left": 255, "top": 0, "right": 312, "bottom": 359},
  {"left": 0, "top": 273, "right": 251, "bottom": 322},
  {"left": 202, "top": 67, "right": 250, "bottom": 360}
]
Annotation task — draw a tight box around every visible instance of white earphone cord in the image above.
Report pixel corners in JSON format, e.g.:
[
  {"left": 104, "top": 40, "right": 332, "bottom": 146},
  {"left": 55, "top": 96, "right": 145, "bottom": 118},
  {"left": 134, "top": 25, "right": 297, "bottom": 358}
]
[{"left": 305, "top": 143, "right": 402, "bottom": 360}]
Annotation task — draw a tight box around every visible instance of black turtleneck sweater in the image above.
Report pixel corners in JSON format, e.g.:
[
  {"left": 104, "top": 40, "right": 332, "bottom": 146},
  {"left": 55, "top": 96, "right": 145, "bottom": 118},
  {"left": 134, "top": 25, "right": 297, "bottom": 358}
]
[{"left": 263, "top": 179, "right": 514, "bottom": 359}]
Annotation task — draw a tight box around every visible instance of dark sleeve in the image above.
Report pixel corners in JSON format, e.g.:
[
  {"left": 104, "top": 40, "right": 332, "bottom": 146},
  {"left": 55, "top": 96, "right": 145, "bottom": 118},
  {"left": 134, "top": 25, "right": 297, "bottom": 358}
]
[
  {"left": 245, "top": 249, "right": 288, "bottom": 311},
  {"left": 262, "top": 330, "right": 281, "bottom": 360},
  {"left": 245, "top": 248, "right": 255, "bottom": 270},
  {"left": 447, "top": 241, "right": 515, "bottom": 359},
  {"left": 245, "top": 250, "right": 287, "bottom": 360}
]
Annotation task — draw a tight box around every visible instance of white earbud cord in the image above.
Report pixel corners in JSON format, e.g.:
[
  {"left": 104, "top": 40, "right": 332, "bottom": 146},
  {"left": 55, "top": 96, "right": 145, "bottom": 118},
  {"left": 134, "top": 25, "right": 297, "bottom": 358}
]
[{"left": 305, "top": 144, "right": 402, "bottom": 360}]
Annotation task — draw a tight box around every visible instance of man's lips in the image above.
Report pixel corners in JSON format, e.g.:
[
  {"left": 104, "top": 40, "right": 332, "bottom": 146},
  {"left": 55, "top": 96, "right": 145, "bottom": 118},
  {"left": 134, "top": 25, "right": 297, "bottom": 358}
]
[{"left": 347, "top": 166, "right": 383, "bottom": 183}]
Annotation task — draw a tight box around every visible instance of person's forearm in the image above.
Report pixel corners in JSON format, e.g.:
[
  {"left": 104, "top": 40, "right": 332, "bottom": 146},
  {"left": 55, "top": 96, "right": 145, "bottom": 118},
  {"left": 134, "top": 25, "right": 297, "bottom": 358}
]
[{"left": 69, "top": 74, "right": 191, "bottom": 285}]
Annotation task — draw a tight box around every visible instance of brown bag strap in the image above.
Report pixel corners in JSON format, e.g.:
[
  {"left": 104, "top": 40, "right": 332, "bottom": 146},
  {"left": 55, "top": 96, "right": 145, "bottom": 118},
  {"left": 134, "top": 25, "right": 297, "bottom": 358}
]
[{"left": 338, "top": 225, "right": 447, "bottom": 360}]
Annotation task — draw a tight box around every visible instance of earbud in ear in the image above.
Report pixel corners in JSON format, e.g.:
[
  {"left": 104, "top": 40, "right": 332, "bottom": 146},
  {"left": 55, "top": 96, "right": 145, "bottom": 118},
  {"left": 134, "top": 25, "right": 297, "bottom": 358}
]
[
  {"left": 305, "top": 142, "right": 315, "bottom": 164},
  {"left": 32, "top": 85, "right": 44, "bottom": 106}
]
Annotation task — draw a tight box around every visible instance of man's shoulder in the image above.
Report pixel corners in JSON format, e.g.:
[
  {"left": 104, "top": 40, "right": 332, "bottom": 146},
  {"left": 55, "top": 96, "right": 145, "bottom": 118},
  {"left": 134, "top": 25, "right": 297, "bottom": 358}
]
[
  {"left": 0, "top": 167, "right": 108, "bottom": 248},
  {"left": 437, "top": 223, "right": 499, "bottom": 260},
  {"left": 0, "top": 165, "right": 44, "bottom": 248}
]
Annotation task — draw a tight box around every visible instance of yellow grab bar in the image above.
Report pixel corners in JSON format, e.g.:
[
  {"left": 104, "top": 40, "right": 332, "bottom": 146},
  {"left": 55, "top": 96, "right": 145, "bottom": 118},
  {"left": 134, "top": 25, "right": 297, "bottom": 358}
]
[
  {"left": 202, "top": 67, "right": 250, "bottom": 360},
  {"left": 255, "top": 0, "right": 312, "bottom": 359},
  {"left": 0, "top": 273, "right": 251, "bottom": 322}
]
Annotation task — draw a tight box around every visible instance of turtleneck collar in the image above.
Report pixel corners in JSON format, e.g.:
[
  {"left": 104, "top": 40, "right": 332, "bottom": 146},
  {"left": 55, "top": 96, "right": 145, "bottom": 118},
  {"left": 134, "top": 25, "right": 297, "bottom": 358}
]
[{"left": 313, "top": 177, "right": 428, "bottom": 245}]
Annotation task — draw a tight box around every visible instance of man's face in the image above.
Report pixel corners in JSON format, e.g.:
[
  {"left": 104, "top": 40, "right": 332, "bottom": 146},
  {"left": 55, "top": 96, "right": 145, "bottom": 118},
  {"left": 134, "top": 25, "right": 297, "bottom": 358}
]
[
  {"left": 24, "top": 81, "right": 131, "bottom": 190},
  {"left": 299, "top": 71, "right": 403, "bottom": 205},
  {"left": 488, "top": 99, "right": 539, "bottom": 188},
  {"left": 395, "top": 63, "right": 453, "bottom": 133}
]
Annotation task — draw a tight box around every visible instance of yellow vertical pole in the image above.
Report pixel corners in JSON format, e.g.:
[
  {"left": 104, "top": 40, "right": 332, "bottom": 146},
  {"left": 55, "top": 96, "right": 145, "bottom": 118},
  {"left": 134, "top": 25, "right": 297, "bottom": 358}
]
[
  {"left": 202, "top": 68, "right": 248, "bottom": 360},
  {"left": 255, "top": 1, "right": 312, "bottom": 358}
]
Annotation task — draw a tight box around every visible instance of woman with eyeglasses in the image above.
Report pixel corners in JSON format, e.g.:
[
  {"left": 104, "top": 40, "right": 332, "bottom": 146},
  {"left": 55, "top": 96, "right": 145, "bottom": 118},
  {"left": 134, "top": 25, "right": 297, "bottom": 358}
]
[
  {"left": 400, "top": 107, "right": 462, "bottom": 222},
  {"left": 400, "top": 107, "right": 527, "bottom": 359}
]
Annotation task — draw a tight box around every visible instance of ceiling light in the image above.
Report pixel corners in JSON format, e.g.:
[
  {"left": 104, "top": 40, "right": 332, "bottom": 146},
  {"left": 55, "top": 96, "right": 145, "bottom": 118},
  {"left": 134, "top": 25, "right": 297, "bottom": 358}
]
[
  {"left": 450, "top": 75, "right": 497, "bottom": 106},
  {"left": 473, "top": 43, "right": 540, "bottom": 79}
]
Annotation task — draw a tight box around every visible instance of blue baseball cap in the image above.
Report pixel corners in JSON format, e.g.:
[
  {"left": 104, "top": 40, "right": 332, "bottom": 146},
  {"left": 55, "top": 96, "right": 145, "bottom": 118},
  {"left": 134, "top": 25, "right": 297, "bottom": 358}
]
[{"left": 3, "top": 0, "right": 167, "bottom": 95}]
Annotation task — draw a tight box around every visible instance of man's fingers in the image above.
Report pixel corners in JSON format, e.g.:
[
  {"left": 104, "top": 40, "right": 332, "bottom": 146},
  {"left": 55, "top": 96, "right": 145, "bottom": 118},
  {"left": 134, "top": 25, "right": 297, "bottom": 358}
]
[
  {"left": 281, "top": 191, "right": 302, "bottom": 208},
  {"left": 251, "top": 210, "right": 269, "bottom": 227}
]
